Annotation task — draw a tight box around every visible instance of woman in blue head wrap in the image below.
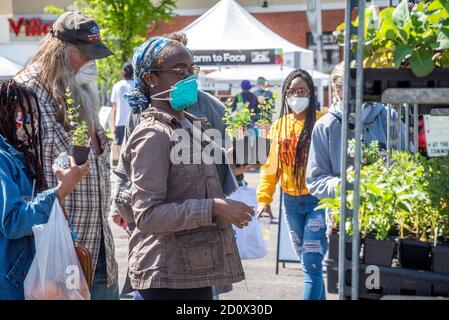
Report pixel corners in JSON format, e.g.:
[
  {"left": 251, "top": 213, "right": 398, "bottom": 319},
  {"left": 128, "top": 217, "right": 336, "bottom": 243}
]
[
  {"left": 125, "top": 36, "right": 199, "bottom": 114},
  {"left": 120, "top": 37, "right": 254, "bottom": 300}
]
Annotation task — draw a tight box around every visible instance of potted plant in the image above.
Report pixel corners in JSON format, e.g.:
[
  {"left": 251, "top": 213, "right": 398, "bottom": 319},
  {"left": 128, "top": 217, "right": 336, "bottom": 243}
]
[
  {"left": 317, "top": 168, "right": 362, "bottom": 262},
  {"left": 223, "top": 101, "right": 256, "bottom": 165},
  {"left": 389, "top": 152, "right": 433, "bottom": 271},
  {"left": 427, "top": 155, "right": 449, "bottom": 274},
  {"left": 335, "top": 140, "right": 396, "bottom": 266},
  {"left": 334, "top": 0, "right": 449, "bottom": 98},
  {"left": 253, "top": 93, "right": 277, "bottom": 164},
  {"left": 359, "top": 162, "right": 398, "bottom": 267},
  {"left": 66, "top": 88, "right": 90, "bottom": 165}
]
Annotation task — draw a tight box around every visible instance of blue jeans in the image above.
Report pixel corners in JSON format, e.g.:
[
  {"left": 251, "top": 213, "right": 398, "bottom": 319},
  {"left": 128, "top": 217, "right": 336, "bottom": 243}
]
[
  {"left": 90, "top": 239, "right": 119, "bottom": 300},
  {"left": 282, "top": 193, "right": 328, "bottom": 300}
]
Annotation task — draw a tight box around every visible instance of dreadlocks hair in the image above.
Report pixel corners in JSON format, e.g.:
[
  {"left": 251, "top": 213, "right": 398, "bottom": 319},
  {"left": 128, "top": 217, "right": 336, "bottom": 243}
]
[
  {"left": 0, "top": 80, "right": 47, "bottom": 192},
  {"left": 278, "top": 69, "right": 317, "bottom": 191}
]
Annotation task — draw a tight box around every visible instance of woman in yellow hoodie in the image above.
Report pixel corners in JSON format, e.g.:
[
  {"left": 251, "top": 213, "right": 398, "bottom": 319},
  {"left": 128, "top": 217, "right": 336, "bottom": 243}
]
[{"left": 257, "top": 69, "right": 326, "bottom": 300}]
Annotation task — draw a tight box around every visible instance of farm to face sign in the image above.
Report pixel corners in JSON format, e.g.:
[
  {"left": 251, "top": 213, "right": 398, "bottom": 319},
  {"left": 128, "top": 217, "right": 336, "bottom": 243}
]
[{"left": 192, "top": 49, "right": 283, "bottom": 66}]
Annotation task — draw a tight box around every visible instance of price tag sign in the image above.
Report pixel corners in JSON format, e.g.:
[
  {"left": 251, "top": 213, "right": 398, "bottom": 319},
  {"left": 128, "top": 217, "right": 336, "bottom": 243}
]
[{"left": 424, "top": 115, "right": 449, "bottom": 157}]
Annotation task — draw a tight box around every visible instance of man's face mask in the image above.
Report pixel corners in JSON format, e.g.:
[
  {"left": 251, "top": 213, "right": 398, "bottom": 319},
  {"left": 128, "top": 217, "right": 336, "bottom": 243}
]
[
  {"left": 151, "top": 75, "right": 198, "bottom": 111},
  {"left": 75, "top": 60, "right": 98, "bottom": 85}
]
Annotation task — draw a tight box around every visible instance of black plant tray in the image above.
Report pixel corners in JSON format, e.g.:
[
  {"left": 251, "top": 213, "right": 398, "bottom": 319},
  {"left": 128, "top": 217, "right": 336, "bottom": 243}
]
[
  {"left": 326, "top": 259, "right": 449, "bottom": 299},
  {"left": 349, "top": 68, "right": 449, "bottom": 102}
]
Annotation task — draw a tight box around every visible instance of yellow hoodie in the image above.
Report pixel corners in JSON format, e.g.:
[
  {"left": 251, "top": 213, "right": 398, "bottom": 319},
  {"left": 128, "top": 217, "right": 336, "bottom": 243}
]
[{"left": 257, "top": 112, "right": 323, "bottom": 205}]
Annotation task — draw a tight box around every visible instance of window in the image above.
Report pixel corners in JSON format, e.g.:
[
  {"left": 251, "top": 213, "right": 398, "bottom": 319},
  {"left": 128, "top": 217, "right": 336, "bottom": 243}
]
[{"left": 306, "top": 32, "right": 341, "bottom": 74}]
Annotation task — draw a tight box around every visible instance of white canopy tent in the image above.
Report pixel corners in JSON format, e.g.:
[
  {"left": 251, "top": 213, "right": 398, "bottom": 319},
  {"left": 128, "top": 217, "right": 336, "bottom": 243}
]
[
  {"left": 0, "top": 56, "right": 22, "bottom": 81},
  {"left": 182, "top": 0, "right": 314, "bottom": 70}
]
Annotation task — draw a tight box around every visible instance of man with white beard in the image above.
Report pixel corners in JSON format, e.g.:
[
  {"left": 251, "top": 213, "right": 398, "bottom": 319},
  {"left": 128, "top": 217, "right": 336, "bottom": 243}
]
[{"left": 15, "top": 11, "right": 119, "bottom": 300}]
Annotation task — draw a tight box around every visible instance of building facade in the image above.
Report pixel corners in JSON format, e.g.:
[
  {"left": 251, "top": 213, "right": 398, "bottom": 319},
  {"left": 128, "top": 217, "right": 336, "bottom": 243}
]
[
  {"left": 1, "top": 0, "right": 390, "bottom": 70},
  {"left": 150, "top": 0, "right": 357, "bottom": 73}
]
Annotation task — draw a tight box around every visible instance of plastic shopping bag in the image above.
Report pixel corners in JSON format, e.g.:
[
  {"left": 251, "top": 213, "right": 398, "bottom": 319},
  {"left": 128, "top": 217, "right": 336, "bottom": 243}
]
[
  {"left": 227, "top": 186, "right": 268, "bottom": 259},
  {"left": 24, "top": 200, "right": 90, "bottom": 300}
]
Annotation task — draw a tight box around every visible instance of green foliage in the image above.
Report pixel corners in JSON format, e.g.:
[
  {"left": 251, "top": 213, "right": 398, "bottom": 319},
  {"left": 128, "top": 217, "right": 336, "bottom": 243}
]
[
  {"left": 334, "top": 0, "right": 449, "bottom": 77},
  {"left": 66, "top": 87, "right": 89, "bottom": 146},
  {"left": 254, "top": 96, "right": 277, "bottom": 129},
  {"left": 347, "top": 138, "right": 382, "bottom": 165},
  {"left": 45, "top": 0, "right": 176, "bottom": 99},
  {"left": 43, "top": 5, "right": 65, "bottom": 14},
  {"left": 222, "top": 100, "right": 254, "bottom": 139},
  {"left": 318, "top": 150, "right": 449, "bottom": 243}
]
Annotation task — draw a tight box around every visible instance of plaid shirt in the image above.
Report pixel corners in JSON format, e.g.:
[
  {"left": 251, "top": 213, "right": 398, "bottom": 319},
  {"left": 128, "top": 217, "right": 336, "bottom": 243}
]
[{"left": 15, "top": 66, "right": 118, "bottom": 286}]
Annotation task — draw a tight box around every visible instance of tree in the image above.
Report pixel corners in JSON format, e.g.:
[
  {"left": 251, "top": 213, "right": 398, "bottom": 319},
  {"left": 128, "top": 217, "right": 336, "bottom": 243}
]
[{"left": 45, "top": 0, "right": 176, "bottom": 102}]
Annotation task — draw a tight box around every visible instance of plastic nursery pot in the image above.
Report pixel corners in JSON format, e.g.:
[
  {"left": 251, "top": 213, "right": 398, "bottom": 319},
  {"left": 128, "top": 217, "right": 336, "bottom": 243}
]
[
  {"left": 363, "top": 236, "right": 396, "bottom": 267},
  {"left": 399, "top": 238, "right": 431, "bottom": 271},
  {"left": 68, "top": 145, "right": 91, "bottom": 166},
  {"left": 432, "top": 244, "right": 449, "bottom": 275},
  {"left": 328, "top": 230, "right": 361, "bottom": 262}
]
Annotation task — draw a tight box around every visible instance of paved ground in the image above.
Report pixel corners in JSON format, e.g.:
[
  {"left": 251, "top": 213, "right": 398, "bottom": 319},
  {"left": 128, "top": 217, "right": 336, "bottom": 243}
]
[{"left": 110, "top": 170, "right": 338, "bottom": 300}]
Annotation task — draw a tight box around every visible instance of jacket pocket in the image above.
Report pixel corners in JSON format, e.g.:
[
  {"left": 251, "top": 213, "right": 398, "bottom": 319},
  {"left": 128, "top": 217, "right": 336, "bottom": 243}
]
[
  {"left": 175, "top": 228, "right": 223, "bottom": 274},
  {"left": 6, "top": 248, "right": 33, "bottom": 288}
]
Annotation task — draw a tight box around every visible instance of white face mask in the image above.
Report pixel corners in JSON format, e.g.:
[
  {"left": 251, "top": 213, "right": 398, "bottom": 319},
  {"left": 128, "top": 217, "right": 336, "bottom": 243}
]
[
  {"left": 75, "top": 60, "right": 98, "bottom": 85},
  {"left": 287, "top": 97, "right": 309, "bottom": 114}
]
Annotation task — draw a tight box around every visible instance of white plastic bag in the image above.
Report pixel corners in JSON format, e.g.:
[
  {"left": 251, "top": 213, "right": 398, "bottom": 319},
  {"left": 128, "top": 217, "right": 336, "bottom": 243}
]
[
  {"left": 24, "top": 200, "right": 90, "bottom": 300},
  {"left": 227, "top": 186, "right": 268, "bottom": 259}
]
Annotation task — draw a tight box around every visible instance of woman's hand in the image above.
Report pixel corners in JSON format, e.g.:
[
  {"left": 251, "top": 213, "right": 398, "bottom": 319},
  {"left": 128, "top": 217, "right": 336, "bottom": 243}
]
[
  {"left": 54, "top": 157, "right": 89, "bottom": 200},
  {"left": 112, "top": 215, "right": 128, "bottom": 230},
  {"left": 257, "top": 204, "right": 273, "bottom": 221},
  {"left": 213, "top": 198, "right": 255, "bottom": 229}
]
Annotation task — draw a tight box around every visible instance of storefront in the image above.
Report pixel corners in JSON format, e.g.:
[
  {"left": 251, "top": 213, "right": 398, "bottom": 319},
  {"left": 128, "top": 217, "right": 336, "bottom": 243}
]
[{"left": 0, "top": 0, "right": 72, "bottom": 68}]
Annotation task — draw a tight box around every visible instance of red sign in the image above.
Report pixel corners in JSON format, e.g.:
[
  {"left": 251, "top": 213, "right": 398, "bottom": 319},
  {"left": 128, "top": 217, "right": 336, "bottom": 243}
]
[{"left": 8, "top": 18, "right": 54, "bottom": 37}]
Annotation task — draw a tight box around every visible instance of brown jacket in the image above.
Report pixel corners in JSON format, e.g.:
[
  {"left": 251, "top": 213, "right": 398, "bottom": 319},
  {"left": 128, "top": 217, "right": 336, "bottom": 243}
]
[{"left": 121, "top": 107, "right": 244, "bottom": 289}]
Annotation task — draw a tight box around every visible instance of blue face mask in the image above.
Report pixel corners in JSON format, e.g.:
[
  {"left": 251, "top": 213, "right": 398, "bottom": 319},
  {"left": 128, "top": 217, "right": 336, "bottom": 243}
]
[{"left": 151, "top": 75, "right": 198, "bottom": 111}]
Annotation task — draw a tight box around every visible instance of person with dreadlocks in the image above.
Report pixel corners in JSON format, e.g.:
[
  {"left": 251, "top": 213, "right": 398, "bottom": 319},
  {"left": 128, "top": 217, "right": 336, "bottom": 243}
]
[
  {"left": 0, "top": 80, "right": 89, "bottom": 300},
  {"left": 257, "top": 69, "right": 326, "bottom": 300}
]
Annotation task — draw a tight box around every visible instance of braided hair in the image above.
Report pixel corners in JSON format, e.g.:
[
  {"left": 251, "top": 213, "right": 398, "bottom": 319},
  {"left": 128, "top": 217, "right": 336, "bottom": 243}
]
[
  {"left": 0, "top": 80, "right": 46, "bottom": 191},
  {"left": 278, "top": 69, "right": 317, "bottom": 191}
]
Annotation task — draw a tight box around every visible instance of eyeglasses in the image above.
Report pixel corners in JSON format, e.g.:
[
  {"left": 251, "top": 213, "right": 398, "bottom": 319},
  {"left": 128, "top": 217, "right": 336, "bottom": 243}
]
[
  {"left": 150, "top": 65, "right": 200, "bottom": 80},
  {"left": 286, "top": 88, "right": 310, "bottom": 97}
]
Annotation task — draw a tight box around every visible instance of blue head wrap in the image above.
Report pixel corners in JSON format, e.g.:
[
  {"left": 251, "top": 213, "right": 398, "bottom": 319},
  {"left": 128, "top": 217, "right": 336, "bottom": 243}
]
[{"left": 125, "top": 36, "right": 173, "bottom": 113}]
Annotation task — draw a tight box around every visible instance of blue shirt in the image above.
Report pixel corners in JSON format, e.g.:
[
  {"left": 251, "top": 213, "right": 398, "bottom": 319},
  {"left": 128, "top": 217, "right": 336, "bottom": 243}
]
[{"left": 0, "top": 135, "right": 57, "bottom": 300}]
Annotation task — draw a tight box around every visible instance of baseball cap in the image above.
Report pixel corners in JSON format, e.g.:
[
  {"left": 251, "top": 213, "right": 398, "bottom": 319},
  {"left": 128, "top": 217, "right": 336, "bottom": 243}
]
[
  {"left": 241, "top": 80, "right": 252, "bottom": 90},
  {"left": 50, "top": 11, "right": 113, "bottom": 60},
  {"left": 257, "top": 76, "right": 267, "bottom": 85}
]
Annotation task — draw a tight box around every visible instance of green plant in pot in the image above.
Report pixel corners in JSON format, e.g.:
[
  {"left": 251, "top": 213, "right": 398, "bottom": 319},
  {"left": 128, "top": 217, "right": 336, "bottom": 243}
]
[
  {"left": 388, "top": 151, "right": 434, "bottom": 271},
  {"left": 223, "top": 101, "right": 255, "bottom": 165},
  {"left": 334, "top": 0, "right": 449, "bottom": 77},
  {"left": 66, "top": 88, "right": 90, "bottom": 165},
  {"left": 427, "top": 155, "right": 449, "bottom": 274},
  {"left": 253, "top": 93, "right": 277, "bottom": 164}
]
